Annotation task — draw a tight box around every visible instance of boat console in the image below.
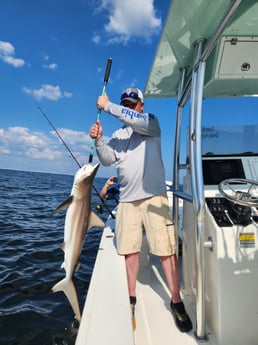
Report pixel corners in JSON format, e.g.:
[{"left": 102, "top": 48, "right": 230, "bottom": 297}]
[
  {"left": 203, "top": 155, "right": 258, "bottom": 227},
  {"left": 182, "top": 150, "right": 258, "bottom": 344}
]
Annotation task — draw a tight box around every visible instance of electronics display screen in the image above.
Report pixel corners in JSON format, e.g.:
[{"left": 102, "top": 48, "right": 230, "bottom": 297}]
[{"left": 202, "top": 158, "right": 246, "bottom": 185}]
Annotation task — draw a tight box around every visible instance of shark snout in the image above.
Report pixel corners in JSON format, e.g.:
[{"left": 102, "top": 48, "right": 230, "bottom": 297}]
[{"left": 75, "top": 163, "right": 100, "bottom": 182}]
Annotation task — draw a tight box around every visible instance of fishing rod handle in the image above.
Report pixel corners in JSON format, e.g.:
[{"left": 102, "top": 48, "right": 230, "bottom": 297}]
[
  {"left": 104, "top": 58, "right": 112, "bottom": 83},
  {"left": 88, "top": 58, "right": 112, "bottom": 163},
  {"left": 98, "top": 58, "right": 112, "bottom": 116}
]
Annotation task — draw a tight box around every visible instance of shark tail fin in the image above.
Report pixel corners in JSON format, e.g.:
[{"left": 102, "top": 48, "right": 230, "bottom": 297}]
[{"left": 52, "top": 278, "right": 81, "bottom": 322}]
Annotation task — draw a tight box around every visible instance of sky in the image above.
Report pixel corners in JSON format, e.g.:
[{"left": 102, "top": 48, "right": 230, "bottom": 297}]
[{"left": 0, "top": 0, "right": 257, "bottom": 179}]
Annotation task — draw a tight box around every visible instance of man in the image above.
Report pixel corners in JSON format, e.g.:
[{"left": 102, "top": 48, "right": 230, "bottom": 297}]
[{"left": 89, "top": 87, "right": 192, "bottom": 332}]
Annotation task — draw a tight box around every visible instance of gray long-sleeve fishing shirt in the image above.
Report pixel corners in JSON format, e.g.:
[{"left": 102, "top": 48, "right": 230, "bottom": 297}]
[{"left": 96, "top": 101, "right": 166, "bottom": 202}]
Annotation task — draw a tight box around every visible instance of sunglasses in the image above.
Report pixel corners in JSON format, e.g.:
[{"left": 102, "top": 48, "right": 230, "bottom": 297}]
[
  {"left": 120, "top": 91, "right": 140, "bottom": 102},
  {"left": 121, "top": 101, "right": 138, "bottom": 109}
]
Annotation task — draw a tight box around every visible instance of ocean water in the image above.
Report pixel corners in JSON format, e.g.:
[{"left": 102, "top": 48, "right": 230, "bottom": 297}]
[{"left": 0, "top": 169, "right": 115, "bottom": 345}]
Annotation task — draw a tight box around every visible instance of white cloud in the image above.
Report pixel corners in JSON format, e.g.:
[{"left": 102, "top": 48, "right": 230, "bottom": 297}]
[
  {"left": 0, "top": 127, "right": 57, "bottom": 163},
  {"left": 93, "top": 0, "right": 161, "bottom": 44},
  {"left": 22, "top": 84, "right": 72, "bottom": 101},
  {"left": 63, "top": 91, "right": 73, "bottom": 98},
  {"left": 0, "top": 126, "right": 114, "bottom": 175},
  {"left": 26, "top": 146, "right": 62, "bottom": 160},
  {"left": 42, "top": 54, "right": 58, "bottom": 70},
  {"left": 0, "top": 127, "right": 51, "bottom": 148},
  {"left": 0, "top": 126, "right": 91, "bottom": 167},
  {"left": 92, "top": 33, "right": 101, "bottom": 44},
  {"left": 43, "top": 63, "right": 58, "bottom": 70},
  {"left": 52, "top": 128, "right": 89, "bottom": 145},
  {"left": 0, "top": 40, "right": 25, "bottom": 67}
]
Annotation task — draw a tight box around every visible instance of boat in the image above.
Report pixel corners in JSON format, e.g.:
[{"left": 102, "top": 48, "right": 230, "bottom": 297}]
[{"left": 76, "top": 0, "right": 258, "bottom": 344}]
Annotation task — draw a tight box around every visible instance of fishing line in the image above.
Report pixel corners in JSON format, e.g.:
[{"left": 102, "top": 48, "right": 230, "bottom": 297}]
[
  {"left": 36, "top": 103, "right": 115, "bottom": 219},
  {"left": 88, "top": 57, "right": 112, "bottom": 163},
  {"left": 36, "top": 103, "right": 81, "bottom": 169}
]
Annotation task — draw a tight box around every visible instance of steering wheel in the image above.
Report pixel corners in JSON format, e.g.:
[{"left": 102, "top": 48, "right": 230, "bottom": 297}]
[{"left": 218, "top": 178, "right": 258, "bottom": 207}]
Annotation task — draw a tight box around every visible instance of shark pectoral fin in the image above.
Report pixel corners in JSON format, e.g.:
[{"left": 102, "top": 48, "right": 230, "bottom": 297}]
[
  {"left": 88, "top": 211, "right": 105, "bottom": 229},
  {"left": 52, "top": 195, "right": 74, "bottom": 215},
  {"left": 52, "top": 278, "right": 81, "bottom": 322}
]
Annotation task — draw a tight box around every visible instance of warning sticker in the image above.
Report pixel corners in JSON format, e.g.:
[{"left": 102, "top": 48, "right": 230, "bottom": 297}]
[{"left": 239, "top": 233, "right": 255, "bottom": 248}]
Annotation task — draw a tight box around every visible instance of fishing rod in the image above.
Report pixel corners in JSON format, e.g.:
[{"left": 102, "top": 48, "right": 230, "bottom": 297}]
[
  {"left": 36, "top": 103, "right": 116, "bottom": 219},
  {"left": 88, "top": 57, "right": 112, "bottom": 163}
]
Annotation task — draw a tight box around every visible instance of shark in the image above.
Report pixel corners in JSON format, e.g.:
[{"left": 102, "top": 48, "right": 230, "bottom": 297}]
[{"left": 52, "top": 162, "right": 105, "bottom": 321}]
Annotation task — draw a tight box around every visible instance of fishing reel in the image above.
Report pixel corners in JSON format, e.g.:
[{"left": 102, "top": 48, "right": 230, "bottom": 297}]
[{"left": 96, "top": 204, "right": 104, "bottom": 213}]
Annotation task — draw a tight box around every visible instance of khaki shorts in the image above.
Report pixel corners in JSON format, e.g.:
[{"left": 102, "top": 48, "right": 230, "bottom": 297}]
[{"left": 116, "top": 194, "right": 176, "bottom": 256}]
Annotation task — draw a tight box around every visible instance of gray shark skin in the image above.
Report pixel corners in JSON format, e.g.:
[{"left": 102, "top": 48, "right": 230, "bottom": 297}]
[{"left": 52, "top": 163, "right": 105, "bottom": 321}]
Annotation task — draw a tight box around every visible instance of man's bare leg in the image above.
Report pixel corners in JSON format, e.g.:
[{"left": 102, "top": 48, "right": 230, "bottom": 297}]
[
  {"left": 160, "top": 254, "right": 192, "bottom": 332},
  {"left": 125, "top": 252, "right": 140, "bottom": 297},
  {"left": 160, "top": 254, "right": 181, "bottom": 303},
  {"left": 125, "top": 252, "right": 139, "bottom": 330}
]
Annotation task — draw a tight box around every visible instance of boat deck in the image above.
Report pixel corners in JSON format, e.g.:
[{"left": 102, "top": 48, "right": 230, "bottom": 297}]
[
  {"left": 76, "top": 215, "right": 212, "bottom": 345},
  {"left": 76, "top": 223, "right": 134, "bottom": 345},
  {"left": 134, "top": 232, "right": 199, "bottom": 345}
]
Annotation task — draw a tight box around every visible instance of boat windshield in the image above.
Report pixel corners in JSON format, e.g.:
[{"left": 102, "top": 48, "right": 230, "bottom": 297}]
[{"left": 202, "top": 125, "right": 258, "bottom": 156}]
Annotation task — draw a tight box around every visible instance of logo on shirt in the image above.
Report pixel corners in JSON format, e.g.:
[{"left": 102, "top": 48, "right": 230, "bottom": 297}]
[{"left": 121, "top": 107, "right": 155, "bottom": 121}]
